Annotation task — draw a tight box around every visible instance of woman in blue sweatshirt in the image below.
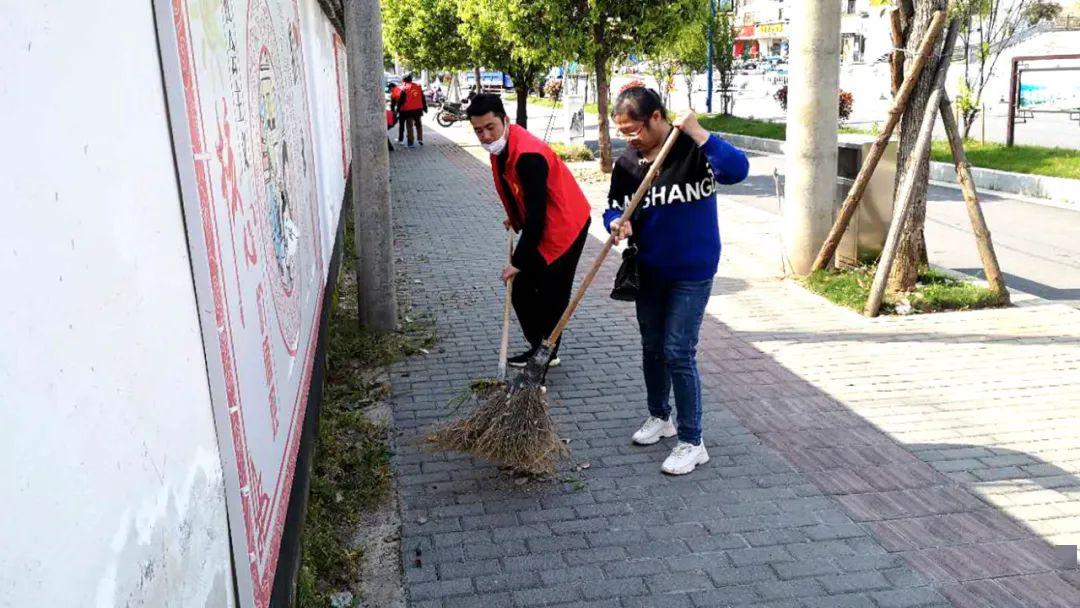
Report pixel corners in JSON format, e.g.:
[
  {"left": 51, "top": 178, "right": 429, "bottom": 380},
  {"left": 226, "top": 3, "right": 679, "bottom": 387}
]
[{"left": 605, "top": 86, "right": 749, "bottom": 475}]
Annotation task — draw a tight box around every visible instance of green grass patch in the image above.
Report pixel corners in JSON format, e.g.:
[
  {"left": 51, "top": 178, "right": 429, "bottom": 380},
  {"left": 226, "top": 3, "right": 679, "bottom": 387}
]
[
  {"left": 931, "top": 139, "right": 1080, "bottom": 180},
  {"left": 698, "top": 114, "right": 787, "bottom": 141},
  {"left": 550, "top": 142, "right": 594, "bottom": 162},
  {"left": 297, "top": 214, "right": 437, "bottom": 607},
  {"left": 699, "top": 113, "right": 1079, "bottom": 181},
  {"left": 803, "top": 265, "right": 1007, "bottom": 315},
  {"left": 508, "top": 93, "right": 600, "bottom": 116}
]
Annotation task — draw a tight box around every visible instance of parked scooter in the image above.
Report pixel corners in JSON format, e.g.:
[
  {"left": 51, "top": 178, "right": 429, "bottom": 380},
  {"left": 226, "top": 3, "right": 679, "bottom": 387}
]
[{"left": 436, "top": 101, "right": 468, "bottom": 127}]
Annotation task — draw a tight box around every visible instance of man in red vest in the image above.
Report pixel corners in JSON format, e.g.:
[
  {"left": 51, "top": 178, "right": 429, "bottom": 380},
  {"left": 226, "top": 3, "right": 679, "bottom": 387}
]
[
  {"left": 398, "top": 74, "right": 427, "bottom": 148},
  {"left": 466, "top": 94, "right": 592, "bottom": 369},
  {"left": 387, "top": 81, "right": 404, "bottom": 144}
]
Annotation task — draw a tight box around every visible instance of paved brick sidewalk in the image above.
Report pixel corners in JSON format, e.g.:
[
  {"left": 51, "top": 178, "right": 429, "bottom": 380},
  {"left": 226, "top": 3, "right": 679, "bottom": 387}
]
[{"left": 385, "top": 121, "right": 1080, "bottom": 607}]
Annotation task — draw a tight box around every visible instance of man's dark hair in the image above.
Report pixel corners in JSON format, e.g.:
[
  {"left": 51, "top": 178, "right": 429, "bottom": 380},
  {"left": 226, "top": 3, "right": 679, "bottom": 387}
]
[
  {"left": 403, "top": 73, "right": 413, "bottom": 83},
  {"left": 465, "top": 93, "right": 507, "bottom": 120},
  {"left": 612, "top": 86, "right": 666, "bottom": 123}
]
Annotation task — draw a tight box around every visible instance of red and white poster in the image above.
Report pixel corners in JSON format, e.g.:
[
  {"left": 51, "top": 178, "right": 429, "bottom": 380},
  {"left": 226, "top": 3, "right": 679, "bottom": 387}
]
[{"left": 154, "top": 0, "right": 348, "bottom": 605}]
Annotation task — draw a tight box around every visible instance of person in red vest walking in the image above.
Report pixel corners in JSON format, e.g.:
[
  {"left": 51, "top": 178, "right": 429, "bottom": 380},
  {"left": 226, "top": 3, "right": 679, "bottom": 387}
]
[
  {"left": 387, "top": 81, "right": 404, "bottom": 145},
  {"left": 466, "top": 94, "right": 591, "bottom": 369},
  {"left": 398, "top": 74, "right": 427, "bottom": 148}
]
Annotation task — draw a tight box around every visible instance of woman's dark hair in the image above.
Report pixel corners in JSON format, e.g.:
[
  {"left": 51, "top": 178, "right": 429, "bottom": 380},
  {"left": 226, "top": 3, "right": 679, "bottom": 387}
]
[
  {"left": 465, "top": 93, "right": 507, "bottom": 120},
  {"left": 612, "top": 86, "right": 667, "bottom": 123}
]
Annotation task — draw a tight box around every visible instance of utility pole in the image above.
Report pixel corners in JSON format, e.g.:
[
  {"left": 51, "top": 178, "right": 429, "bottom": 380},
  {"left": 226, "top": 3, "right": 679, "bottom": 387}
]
[
  {"left": 783, "top": 0, "right": 841, "bottom": 275},
  {"left": 345, "top": 0, "right": 398, "bottom": 330},
  {"left": 707, "top": 0, "right": 716, "bottom": 113}
]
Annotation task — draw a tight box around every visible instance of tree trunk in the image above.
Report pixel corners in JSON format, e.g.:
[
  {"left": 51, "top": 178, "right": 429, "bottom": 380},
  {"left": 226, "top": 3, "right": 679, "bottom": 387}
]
[
  {"left": 474, "top": 64, "right": 482, "bottom": 93},
  {"left": 962, "top": 107, "right": 977, "bottom": 138},
  {"left": 594, "top": 24, "right": 612, "bottom": 173},
  {"left": 515, "top": 81, "right": 530, "bottom": 129},
  {"left": 684, "top": 72, "right": 694, "bottom": 109},
  {"left": 346, "top": 0, "right": 397, "bottom": 329},
  {"left": 510, "top": 64, "right": 534, "bottom": 128},
  {"left": 888, "top": 0, "right": 947, "bottom": 293}
]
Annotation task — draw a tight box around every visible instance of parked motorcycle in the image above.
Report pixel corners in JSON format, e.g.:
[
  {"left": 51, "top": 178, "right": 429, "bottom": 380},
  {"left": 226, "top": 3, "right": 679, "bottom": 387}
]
[{"left": 436, "top": 101, "right": 468, "bottom": 127}]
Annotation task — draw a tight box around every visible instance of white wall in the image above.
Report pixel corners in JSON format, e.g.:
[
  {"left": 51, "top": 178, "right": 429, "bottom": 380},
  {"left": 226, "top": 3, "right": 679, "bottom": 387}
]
[{"left": 0, "top": 2, "right": 234, "bottom": 607}]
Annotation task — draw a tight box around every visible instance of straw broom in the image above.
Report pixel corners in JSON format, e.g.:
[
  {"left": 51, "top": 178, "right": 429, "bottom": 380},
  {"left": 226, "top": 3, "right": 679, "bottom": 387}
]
[{"left": 429, "top": 126, "right": 683, "bottom": 474}]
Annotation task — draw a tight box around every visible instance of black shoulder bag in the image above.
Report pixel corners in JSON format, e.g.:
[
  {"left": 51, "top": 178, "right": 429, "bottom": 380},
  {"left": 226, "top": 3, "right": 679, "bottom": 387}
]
[{"left": 610, "top": 208, "right": 641, "bottom": 302}]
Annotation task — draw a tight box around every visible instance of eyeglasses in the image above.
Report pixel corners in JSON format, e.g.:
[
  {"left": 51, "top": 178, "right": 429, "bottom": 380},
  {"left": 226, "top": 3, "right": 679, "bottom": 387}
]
[{"left": 615, "top": 122, "right": 646, "bottom": 140}]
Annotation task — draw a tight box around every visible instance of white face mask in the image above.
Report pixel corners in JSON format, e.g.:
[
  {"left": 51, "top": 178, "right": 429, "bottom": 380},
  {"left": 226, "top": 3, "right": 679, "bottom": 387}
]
[{"left": 482, "top": 125, "right": 509, "bottom": 155}]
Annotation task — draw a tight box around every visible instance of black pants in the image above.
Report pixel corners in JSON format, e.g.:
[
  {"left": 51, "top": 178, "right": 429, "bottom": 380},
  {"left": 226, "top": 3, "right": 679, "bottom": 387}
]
[{"left": 511, "top": 219, "right": 591, "bottom": 354}]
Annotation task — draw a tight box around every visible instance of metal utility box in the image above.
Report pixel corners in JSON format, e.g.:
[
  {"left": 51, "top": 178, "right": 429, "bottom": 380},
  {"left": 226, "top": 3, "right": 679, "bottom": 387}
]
[{"left": 834, "top": 134, "right": 897, "bottom": 268}]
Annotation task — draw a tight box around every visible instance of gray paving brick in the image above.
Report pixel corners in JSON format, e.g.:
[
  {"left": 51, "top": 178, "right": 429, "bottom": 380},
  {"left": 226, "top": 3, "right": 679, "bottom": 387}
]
[
  {"left": 409, "top": 577, "right": 474, "bottom": 601},
  {"left": 504, "top": 552, "right": 567, "bottom": 573},
  {"left": 475, "top": 571, "right": 543, "bottom": 593},
  {"left": 527, "top": 534, "right": 590, "bottom": 553},
  {"left": 771, "top": 558, "right": 840, "bottom": 581},
  {"left": 442, "top": 592, "right": 514, "bottom": 608},
  {"left": 491, "top": 523, "right": 552, "bottom": 542},
  {"left": 464, "top": 541, "right": 528, "bottom": 560},
  {"left": 645, "top": 572, "right": 714, "bottom": 594},
  {"left": 706, "top": 565, "right": 776, "bottom": 587},
  {"left": 725, "top": 545, "right": 794, "bottom": 567},
  {"left": 621, "top": 593, "right": 696, "bottom": 608},
  {"left": 540, "top": 565, "right": 605, "bottom": 586},
  {"left": 800, "top": 592, "right": 875, "bottom": 608},
  {"left": 437, "top": 558, "right": 501, "bottom": 580},
  {"left": 514, "top": 584, "right": 583, "bottom": 606},
  {"left": 871, "top": 587, "right": 952, "bottom": 608},
  {"left": 751, "top": 577, "right": 826, "bottom": 601},
  {"left": 688, "top": 585, "right": 761, "bottom": 607},
  {"left": 565, "top": 546, "right": 629, "bottom": 566},
  {"left": 581, "top": 577, "right": 648, "bottom": 600},
  {"left": 666, "top": 553, "right": 730, "bottom": 572},
  {"left": 818, "top": 571, "right": 891, "bottom": 594}
]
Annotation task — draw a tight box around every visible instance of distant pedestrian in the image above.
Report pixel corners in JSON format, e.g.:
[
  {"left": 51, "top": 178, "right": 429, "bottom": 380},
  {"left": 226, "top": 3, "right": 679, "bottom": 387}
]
[
  {"left": 388, "top": 81, "right": 404, "bottom": 143},
  {"left": 399, "top": 74, "right": 427, "bottom": 148}
]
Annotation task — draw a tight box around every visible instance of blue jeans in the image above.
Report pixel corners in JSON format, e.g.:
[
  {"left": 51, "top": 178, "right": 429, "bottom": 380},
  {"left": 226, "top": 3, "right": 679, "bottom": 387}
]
[{"left": 635, "top": 269, "right": 713, "bottom": 445}]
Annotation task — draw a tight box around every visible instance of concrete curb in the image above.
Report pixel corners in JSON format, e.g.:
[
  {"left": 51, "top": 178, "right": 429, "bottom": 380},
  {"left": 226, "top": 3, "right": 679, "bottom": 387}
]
[
  {"left": 716, "top": 130, "right": 1080, "bottom": 210},
  {"left": 929, "top": 161, "right": 1080, "bottom": 208},
  {"left": 715, "top": 131, "right": 786, "bottom": 155}
]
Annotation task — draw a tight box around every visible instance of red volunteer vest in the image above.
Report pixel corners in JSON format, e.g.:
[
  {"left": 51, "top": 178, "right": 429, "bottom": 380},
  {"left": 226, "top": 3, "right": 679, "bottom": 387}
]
[
  {"left": 399, "top": 82, "right": 424, "bottom": 112},
  {"left": 491, "top": 124, "right": 591, "bottom": 264}
]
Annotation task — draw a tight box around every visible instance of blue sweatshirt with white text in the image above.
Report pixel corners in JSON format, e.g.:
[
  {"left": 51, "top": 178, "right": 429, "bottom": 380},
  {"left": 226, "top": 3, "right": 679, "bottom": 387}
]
[{"left": 604, "top": 131, "right": 749, "bottom": 281}]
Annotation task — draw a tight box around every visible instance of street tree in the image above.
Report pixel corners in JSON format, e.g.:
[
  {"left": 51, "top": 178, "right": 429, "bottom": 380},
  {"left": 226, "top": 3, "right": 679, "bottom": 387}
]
[
  {"left": 953, "top": 0, "right": 1038, "bottom": 138},
  {"left": 457, "top": 0, "right": 579, "bottom": 128},
  {"left": 647, "top": 1, "right": 737, "bottom": 114},
  {"left": 889, "top": 0, "right": 949, "bottom": 293},
  {"left": 712, "top": 8, "right": 738, "bottom": 115},
  {"left": 1025, "top": 0, "right": 1063, "bottom": 25},
  {"left": 574, "top": 0, "right": 698, "bottom": 172},
  {"left": 381, "top": 0, "right": 470, "bottom": 73}
]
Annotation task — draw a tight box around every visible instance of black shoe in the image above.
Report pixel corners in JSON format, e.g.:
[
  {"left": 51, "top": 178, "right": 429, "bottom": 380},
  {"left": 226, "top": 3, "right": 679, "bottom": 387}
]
[
  {"left": 418, "top": 140, "right": 424, "bottom": 146},
  {"left": 507, "top": 349, "right": 535, "bottom": 368},
  {"left": 508, "top": 347, "right": 561, "bottom": 369}
]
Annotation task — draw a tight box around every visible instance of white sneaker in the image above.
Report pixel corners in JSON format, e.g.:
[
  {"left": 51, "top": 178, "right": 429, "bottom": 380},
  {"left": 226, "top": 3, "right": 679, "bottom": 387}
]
[
  {"left": 632, "top": 416, "right": 676, "bottom": 445},
  {"left": 661, "top": 442, "right": 710, "bottom": 475},
  {"left": 546, "top": 356, "right": 561, "bottom": 368}
]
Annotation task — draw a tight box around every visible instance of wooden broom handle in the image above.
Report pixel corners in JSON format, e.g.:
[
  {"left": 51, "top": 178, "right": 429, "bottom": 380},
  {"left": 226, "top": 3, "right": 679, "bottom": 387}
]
[
  {"left": 497, "top": 231, "right": 514, "bottom": 379},
  {"left": 543, "top": 126, "right": 682, "bottom": 348}
]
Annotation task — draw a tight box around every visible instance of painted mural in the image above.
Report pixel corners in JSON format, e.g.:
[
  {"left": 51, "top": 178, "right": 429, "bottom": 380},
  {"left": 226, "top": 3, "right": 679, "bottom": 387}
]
[{"left": 159, "top": 0, "right": 348, "bottom": 605}]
